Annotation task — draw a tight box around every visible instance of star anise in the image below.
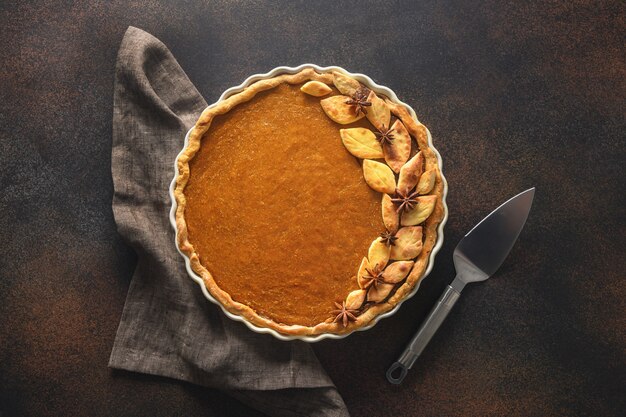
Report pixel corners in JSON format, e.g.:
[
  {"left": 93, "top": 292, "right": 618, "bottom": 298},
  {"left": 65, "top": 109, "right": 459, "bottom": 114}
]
[
  {"left": 391, "top": 188, "right": 420, "bottom": 214},
  {"left": 331, "top": 301, "right": 359, "bottom": 327},
  {"left": 374, "top": 125, "right": 395, "bottom": 146},
  {"left": 361, "top": 264, "right": 386, "bottom": 290},
  {"left": 353, "top": 86, "right": 370, "bottom": 100},
  {"left": 380, "top": 230, "right": 398, "bottom": 246},
  {"left": 345, "top": 87, "right": 372, "bottom": 115}
]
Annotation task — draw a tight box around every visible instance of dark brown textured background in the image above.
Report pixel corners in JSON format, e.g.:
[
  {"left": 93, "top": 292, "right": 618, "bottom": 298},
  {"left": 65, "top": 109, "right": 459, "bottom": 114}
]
[{"left": 1, "top": 1, "right": 624, "bottom": 416}]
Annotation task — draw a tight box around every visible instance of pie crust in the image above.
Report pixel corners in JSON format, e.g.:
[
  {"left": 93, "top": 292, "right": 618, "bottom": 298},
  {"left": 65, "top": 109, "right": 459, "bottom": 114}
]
[{"left": 174, "top": 68, "right": 445, "bottom": 336}]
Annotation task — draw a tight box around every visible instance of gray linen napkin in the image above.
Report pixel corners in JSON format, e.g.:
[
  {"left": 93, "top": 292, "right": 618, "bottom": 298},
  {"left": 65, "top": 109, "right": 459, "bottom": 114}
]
[{"left": 109, "top": 26, "right": 349, "bottom": 417}]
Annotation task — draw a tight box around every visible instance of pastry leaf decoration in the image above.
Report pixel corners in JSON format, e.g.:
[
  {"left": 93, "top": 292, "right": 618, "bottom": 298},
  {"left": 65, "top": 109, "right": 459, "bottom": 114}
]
[
  {"left": 305, "top": 73, "right": 439, "bottom": 325},
  {"left": 363, "top": 160, "right": 396, "bottom": 194},
  {"left": 361, "top": 239, "right": 414, "bottom": 303},
  {"left": 357, "top": 257, "right": 371, "bottom": 288},
  {"left": 401, "top": 195, "right": 437, "bottom": 226},
  {"left": 367, "top": 282, "right": 395, "bottom": 303},
  {"left": 345, "top": 289, "right": 367, "bottom": 310},
  {"left": 332, "top": 71, "right": 363, "bottom": 96},
  {"left": 390, "top": 226, "right": 423, "bottom": 260},
  {"left": 365, "top": 90, "right": 391, "bottom": 130},
  {"left": 300, "top": 80, "right": 332, "bottom": 97},
  {"left": 381, "top": 193, "right": 400, "bottom": 233},
  {"left": 382, "top": 260, "right": 414, "bottom": 283},
  {"left": 367, "top": 237, "right": 391, "bottom": 271},
  {"left": 383, "top": 119, "right": 411, "bottom": 173},
  {"left": 416, "top": 168, "right": 436, "bottom": 194},
  {"left": 321, "top": 95, "right": 365, "bottom": 124},
  {"left": 340, "top": 128, "right": 384, "bottom": 159},
  {"left": 397, "top": 151, "right": 424, "bottom": 194}
]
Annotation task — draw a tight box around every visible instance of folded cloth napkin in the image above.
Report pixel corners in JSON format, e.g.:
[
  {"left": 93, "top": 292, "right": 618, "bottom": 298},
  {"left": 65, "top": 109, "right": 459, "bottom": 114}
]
[{"left": 109, "top": 26, "right": 349, "bottom": 417}]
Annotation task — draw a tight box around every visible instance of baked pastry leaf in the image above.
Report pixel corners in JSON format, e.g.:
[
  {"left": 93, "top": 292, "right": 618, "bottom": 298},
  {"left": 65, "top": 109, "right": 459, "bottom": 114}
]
[
  {"left": 363, "top": 159, "right": 396, "bottom": 194},
  {"left": 332, "top": 71, "right": 362, "bottom": 96},
  {"left": 390, "top": 226, "right": 423, "bottom": 260},
  {"left": 365, "top": 90, "right": 391, "bottom": 130},
  {"left": 382, "top": 193, "right": 400, "bottom": 233},
  {"left": 340, "top": 128, "right": 384, "bottom": 159},
  {"left": 321, "top": 95, "right": 366, "bottom": 124},
  {"left": 301, "top": 80, "right": 332, "bottom": 96},
  {"left": 382, "top": 119, "right": 411, "bottom": 173},
  {"left": 397, "top": 151, "right": 424, "bottom": 194},
  {"left": 401, "top": 195, "right": 437, "bottom": 226},
  {"left": 416, "top": 168, "right": 436, "bottom": 194}
]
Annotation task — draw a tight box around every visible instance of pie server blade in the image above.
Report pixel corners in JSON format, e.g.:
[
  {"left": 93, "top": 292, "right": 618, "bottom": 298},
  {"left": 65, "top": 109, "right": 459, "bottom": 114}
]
[{"left": 386, "top": 188, "right": 535, "bottom": 384}]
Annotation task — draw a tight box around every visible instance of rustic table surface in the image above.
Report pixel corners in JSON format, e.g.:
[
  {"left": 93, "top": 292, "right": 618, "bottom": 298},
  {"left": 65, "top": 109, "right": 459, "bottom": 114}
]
[{"left": 1, "top": 1, "right": 624, "bottom": 416}]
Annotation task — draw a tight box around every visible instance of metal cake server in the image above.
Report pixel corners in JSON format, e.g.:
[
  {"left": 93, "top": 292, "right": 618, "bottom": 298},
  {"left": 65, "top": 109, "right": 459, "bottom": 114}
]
[{"left": 386, "top": 188, "right": 535, "bottom": 384}]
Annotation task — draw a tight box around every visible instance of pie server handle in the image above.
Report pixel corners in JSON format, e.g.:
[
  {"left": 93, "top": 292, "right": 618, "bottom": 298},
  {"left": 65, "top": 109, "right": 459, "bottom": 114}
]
[{"left": 386, "top": 285, "right": 461, "bottom": 384}]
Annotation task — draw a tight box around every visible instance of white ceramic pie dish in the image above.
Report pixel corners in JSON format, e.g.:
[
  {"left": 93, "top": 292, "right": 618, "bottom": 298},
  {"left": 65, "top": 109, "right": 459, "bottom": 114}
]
[{"left": 169, "top": 64, "right": 448, "bottom": 342}]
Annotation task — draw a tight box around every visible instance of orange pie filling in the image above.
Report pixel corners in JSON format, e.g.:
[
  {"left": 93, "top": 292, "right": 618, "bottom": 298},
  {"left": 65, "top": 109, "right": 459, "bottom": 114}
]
[
  {"left": 175, "top": 69, "right": 444, "bottom": 335},
  {"left": 185, "top": 84, "right": 381, "bottom": 326}
]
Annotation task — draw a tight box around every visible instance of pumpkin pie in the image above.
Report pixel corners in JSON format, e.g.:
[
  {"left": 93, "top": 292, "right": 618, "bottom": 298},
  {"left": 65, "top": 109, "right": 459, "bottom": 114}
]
[{"left": 173, "top": 68, "right": 445, "bottom": 336}]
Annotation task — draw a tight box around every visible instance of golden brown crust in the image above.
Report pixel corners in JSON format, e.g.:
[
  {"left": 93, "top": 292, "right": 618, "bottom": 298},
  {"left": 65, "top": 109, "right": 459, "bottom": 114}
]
[{"left": 174, "top": 69, "right": 445, "bottom": 336}]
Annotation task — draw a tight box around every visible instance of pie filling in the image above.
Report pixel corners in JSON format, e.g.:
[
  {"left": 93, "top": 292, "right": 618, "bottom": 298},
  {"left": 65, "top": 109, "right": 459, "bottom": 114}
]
[{"left": 184, "top": 84, "right": 382, "bottom": 326}]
